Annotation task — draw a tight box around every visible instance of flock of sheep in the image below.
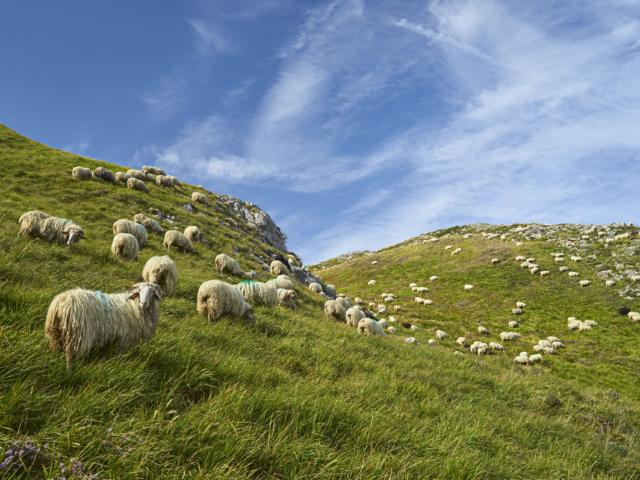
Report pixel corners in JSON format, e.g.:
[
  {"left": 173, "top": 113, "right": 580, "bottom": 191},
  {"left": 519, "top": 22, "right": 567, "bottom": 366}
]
[{"left": 18, "top": 165, "right": 306, "bottom": 370}]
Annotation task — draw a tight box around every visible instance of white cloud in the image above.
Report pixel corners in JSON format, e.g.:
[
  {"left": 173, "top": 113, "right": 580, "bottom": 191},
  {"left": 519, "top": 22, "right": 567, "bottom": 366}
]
[
  {"left": 140, "top": 69, "right": 186, "bottom": 118},
  {"left": 188, "top": 19, "right": 229, "bottom": 55}
]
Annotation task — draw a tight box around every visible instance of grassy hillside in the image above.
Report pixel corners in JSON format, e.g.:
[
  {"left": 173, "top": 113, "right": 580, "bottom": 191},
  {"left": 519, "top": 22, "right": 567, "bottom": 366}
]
[{"left": 1, "top": 124, "right": 639, "bottom": 479}]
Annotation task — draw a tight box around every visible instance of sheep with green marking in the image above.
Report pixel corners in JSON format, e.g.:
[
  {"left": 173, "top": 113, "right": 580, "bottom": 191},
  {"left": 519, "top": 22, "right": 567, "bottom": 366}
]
[{"left": 235, "top": 280, "right": 277, "bottom": 307}]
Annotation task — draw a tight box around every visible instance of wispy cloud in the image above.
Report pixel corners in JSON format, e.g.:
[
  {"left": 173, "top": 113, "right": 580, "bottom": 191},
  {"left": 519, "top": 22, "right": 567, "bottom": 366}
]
[
  {"left": 140, "top": 69, "right": 187, "bottom": 118},
  {"left": 188, "top": 19, "right": 229, "bottom": 55}
]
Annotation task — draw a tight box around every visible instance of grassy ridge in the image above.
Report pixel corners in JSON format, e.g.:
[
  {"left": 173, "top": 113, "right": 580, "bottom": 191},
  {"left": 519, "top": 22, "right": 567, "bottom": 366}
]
[{"left": 1, "top": 124, "right": 639, "bottom": 478}]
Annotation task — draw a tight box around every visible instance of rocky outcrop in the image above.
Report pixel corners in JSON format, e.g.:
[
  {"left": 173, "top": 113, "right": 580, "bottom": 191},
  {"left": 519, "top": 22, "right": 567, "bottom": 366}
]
[{"left": 218, "top": 195, "right": 287, "bottom": 251}]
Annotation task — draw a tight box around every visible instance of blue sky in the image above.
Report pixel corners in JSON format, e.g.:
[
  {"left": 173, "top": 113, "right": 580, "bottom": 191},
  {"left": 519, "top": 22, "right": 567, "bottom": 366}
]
[{"left": 2, "top": 0, "right": 640, "bottom": 263}]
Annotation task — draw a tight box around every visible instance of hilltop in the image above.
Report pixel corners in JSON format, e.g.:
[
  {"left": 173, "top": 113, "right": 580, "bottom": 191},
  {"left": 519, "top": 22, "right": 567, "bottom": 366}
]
[{"left": 1, "top": 124, "right": 639, "bottom": 479}]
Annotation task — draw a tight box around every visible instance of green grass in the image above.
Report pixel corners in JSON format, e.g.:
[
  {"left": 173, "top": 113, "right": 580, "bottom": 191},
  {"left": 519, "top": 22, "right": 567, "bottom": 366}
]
[{"left": 1, "top": 124, "right": 639, "bottom": 479}]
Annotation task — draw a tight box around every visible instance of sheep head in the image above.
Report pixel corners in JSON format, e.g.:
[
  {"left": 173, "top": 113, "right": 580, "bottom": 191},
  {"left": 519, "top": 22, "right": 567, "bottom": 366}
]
[
  {"left": 66, "top": 228, "right": 84, "bottom": 246},
  {"left": 129, "top": 282, "right": 163, "bottom": 309}
]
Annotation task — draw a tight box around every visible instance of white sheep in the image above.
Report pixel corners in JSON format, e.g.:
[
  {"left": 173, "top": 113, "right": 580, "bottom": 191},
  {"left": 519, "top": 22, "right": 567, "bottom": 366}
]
[
  {"left": 436, "top": 329, "right": 448, "bottom": 340},
  {"left": 377, "top": 304, "right": 387, "bottom": 314},
  {"left": 94, "top": 166, "right": 116, "bottom": 182},
  {"left": 387, "top": 326, "right": 397, "bottom": 334},
  {"left": 605, "top": 280, "right": 616, "bottom": 287},
  {"left": 559, "top": 266, "right": 569, "bottom": 272},
  {"left": 388, "top": 316, "right": 397, "bottom": 323},
  {"left": 142, "top": 165, "right": 165, "bottom": 175},
  {"left": 393, "top": 305, "right": 402, "bottom": 312},
  {"left": 72, "top": 166, "right": 92, "bottom": 180},
  {"left": 551, "top": 341, "right": 565, "bottom": 349},
  {"left": 161, "top": 230, "right": 193, "bottom": 253},
  {"left": 409, "top": 283, "right": 417, "bottom": 288},
  {"left": 235, "top": 280, "right": 277, "bottom": 307},
  {"left": 368, "top": 279, "right": 376, "bottom": 285},
  {"left": 113, "top": 219, "right": 148, "bottom": 247},
  {"left": 324, "top": 299, "right": 347, "bottom": 322},
  {"left": 115, "top": 171, "right": 131, "bottom": 183},
  {"left": 491, "top": 258, "right": 500, "bottom": 264},
  {"left": 410, "top": 324, "right": 418, "bottom": 332},
  {"left": 529, "top": 267, "right": 540, "bottom": 274},
  {"left": 513, "top": 352, "right": 529, "bottom": 364},
  {"left": 540, "top": 270, "right": 550, "bottom": 276},
  {"left": 308, "top": 283, "right": 323, "bottom": 293},
  {"left": 191, "top": 192, "right": 208, "bottom": 204},
  {"left": 568, "top": 271, "right": 579, "bottom": 277},
  {"left": 526, "top": 257, "right": 536, "bottom": 263},
  {"left": 155, "top": 175, "right": 174, "bottom": 187},
  {"left": 270, "top": 260, "right": 290, "bottom": 276},
  {"left": 427, "top": 339, "right": 437, "bottom": 347},
  {"left": 515, "top": 255, "right": 526, "bottom": 261},
  {"left": 357, "top": 317, "right": 385, "bottom": 336},
  {"left": 500, "top": 331, "right": 521, "bottom": 341},
  {"left": 267, "top": 275, "right": 294, "bottom": 290},
  {"left": 133, "top": 214, "right": 164, "bottom": 234},
  {"left": 570, "top": 255, "right": 583, "bottom": 262},
  {"left": 345, "top": 306, "right": 366, "bottom": 328},
  {"left": 430, "top": 275, "right": 439, "bottom": 281},
  {"left": 516, "top": 301, "right": 527, "bottom": 308},
  {"left": 378, "top": 319, "right": 389, "bottom": 329},
  {"left": 127, "top": 177, "right": 148, "bottom": 192},
  {"left": 628, "top": 311, "right": 640, "bottom": 322},
  {"left": 184, "top": 226, "right": 204, "bottom": 243},
  {"left": 276, "top": 289, "right": 297, "bottom": 308},
  {"left": 354, "top": 297, "right": 364, "bottom": 305},
  {"left": 416, "top": 287, "right": 429, "bottom": 293},
  {"left": 528, "top": 353, "right": 543, "bottom": 364},
  {"left": 45, "top": 283, "right": 163, "bottom": 369},
  {"left": 470, "top": 341, "right": 489, "bottom": 355},
  {"left": 111, "top": 233, "right": 139, "bottom": 261},
  {"left": 512, "top": 308, "right": 523, "bottom": 315},
  {"left": 142, "top": 256, "right": 178, "bottom": 296},
  {"left": 197, "top": 280, "right": 253, "bottom": 324},
  {"left": 404, "top": 337, "right": 417, "bottom": 344},
  {"left": 452, "top": 248, "right": 462, "bottom": 255},
  {"left": 456, "top": 337, "right": 467, "bottom": 346},
  {"left": 478, "top": 326, "right": 489, "bottom": 335},
  {"left": 215, "top": 253, "right": 243, "bottom": 275},
  {"left": 579, "top": 280, "right": 591, "bottom": 287},
  {"left": 18, "top": 211, "right": 84, "bottom": 246},
  {"left": 508, "top": 320, "right": 519, "bottom": 328},
  {"left": 489, "top": 342, "right": 504, "bottom": 351},
  {"left": 464, "top": 284, "right": 474, "bottom": 291}
]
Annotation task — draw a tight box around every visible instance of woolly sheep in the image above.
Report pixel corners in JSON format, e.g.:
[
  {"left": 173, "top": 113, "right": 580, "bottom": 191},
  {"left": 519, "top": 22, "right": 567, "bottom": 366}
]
[
  {"left": 500, "top": 331, "right": 521, "bottom": 341},
  {"left": 387, "top": 326, "right": 397, "bottom": 334},
  {"left": 335, "top": 297, "right": 351, "bottom": 310},
  {"left": 430, "top": 275, "right": 439, "bottom": 281},
  {"left": 567, "top": 319, "right": 581, "bottom": 330},
  {"left": 113, "top": 219, "right": 147, "bottom": 248},
  {"left": 268, "top": 275, "right": 294, "bottom": 290},
  {"left": 435, "top": 329, "right": 447, "bottom": 340},
  {"left": 191, "top": 192, "right": 208, "bottom": 204},
  {"left": 46, "top": 282, "right": 163, "bottom": 369},
  {"left": 547, "top": 336, "right": 561, "bottom": 343},
  {"left": 368, "top": 279, "right": 376, "bottom": 285},
  {"left": 520, "top": 262, "right": 531, "bottom": 269},
  {"left": 308, "top": 282, "right": 323, "bottom": 293},
  {"left": 526, "top": 257, "right": 536, "bottom": 262},
  {"left": 215, "top": 253, "right": 243, "bottom": 275},
  {"left": 529, "top": 267, "right": 540, "bottom": 274},
  {"left": 508, "top": 320, "right": 519, "bottom": 328},
  {"left": 540, "top": 270, "right": 550, "bottom": 276},
  {"left": 197, "top": 280, "right": 253, "bottom": 324},
  {"left": 354, "top": 297, "right": 364, "bottom": 305},
  {"left": 427, "top": 339, "right": 437, "bottom": 347},
  {"left": 464, "top": 284, "right": 474, "bottom": 291},
  {"left": 142, "top": 165, "right": 166, "bottom": 175},
  {"left": 456, "top": 337, "right": 467, "bottom": 346},
  {"left": 489, "top": 342, "right": 504, "bottom": 351},
  {"left": 559, "top": 266, "right": 569, "bottom": 272},
  {"left": 184, "top": 225, "right": 204, "bottom": 243},
  {"left": 515, "top": 255, "right": 526, "bottom": 261},
  {"left": 410, "top": 324, "right": 418, "bottom": 332},
  {"left": 584, "top": 319, "right": 598, "bottom": 326},
  {"left": 409, "top": 282, "right": 418, "bottom": 288},
  {"left": 491, "top": 258, "right": 500, "bottom": 264},
  {"left": 516, "top": 301, "right": 527, "bottom": 308},
  {"left": 235, "top": 280, "right": 277, "bottom": 307},
  {"left": 142, "top": 255, "right": 178, "bottom": 296},
  {"left": 568, "top": 271, "right": 579, "bottom": 277},
  {"left": 358, "top": 317, "right": 385, "bottom": 337},
  {"left": 19, "top": 211, "right": 84, "bottom": 246},
  {"left": 377, "top": 304, "right": 387, "bottom": 314},
  {"left": 270, "top": 260, "right": 290, "bottom": 276},
  {"left": 470, "top": 341, "right": 489, "bottom": 355},
  {"left": 512, "top": 308, "right": 523, "bottom": 315},
  {"left": 275, "top": 289, "right": 296, "bottom": 308},
  {"left": 325, "top": 299, "right": 347, "bottom": 322},
  {"left": 127, "top": 169, "right": 146, "bottom": 180},
  {"left": 115, "top": 171, "right": 131, "bottom": 183},
  {"left": 72, "top": 166, "right": 92, "bottom": 180},
  {"left": 127, "top": 177, "right": 148, "bottom": 192},
  {"left": 133, "top": 215, "right": 163, "bottom": 235},
  {"left": 111, "top": 233, "right": 139, "bottom": 261},
  {"left": 579, "top": 280, "right": 591, "bottom": 287},
  {"left": 554, "top": 257, "right": 564, "bottom": 262},
  {"left": 528, "top": 353, "right": 543, "bottom": 364},
  {"left": 94, "top": 166, "right": 116, "bottom": 182},
  {"left": 346, "top": 306, "right": 366, "bottom": 328},
  {"left": 477, "top": 325, "right": 489, "bottom": 335},
  {"left": 393, "top": 305, "right": 402, "bottom": 312},
  {"left": 570, "top": 255, "right": 583, "bottom": 262},
  {"left": 163, "top": 230, "right": 193, "bottom": 253},
  {"left": 513, "top": 352, "right": 529, "bottom": 364},
  {"left": 405, "top": 337, "right": 417, "bottom": 344},
  {"left": 445, "top": 245, "right": 453, "bottom": 250},
  {"left": 605, "top": 280, "right": 616, "bottom": 287},
  {"left": 378, "top": 318, "right": 389, "bottom": 329},
  {"left": 452, "top": 248, "right": 462, "bottom": 255},
  {"left": 628, "top": 311, "right": 640, "bottom": 322},
  {"left": 388, "top": 316, "right": 397, "bottom": 323}
]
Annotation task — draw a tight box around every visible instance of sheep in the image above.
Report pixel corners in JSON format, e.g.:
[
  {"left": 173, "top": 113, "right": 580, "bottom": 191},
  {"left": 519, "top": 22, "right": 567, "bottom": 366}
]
[
  {"left": 358, "top": 317, "right": 385, "bottom": 337},
  {"left": 368, "top": 279, "right": 376, "bottom": 285},
  {"left": 163, "top": 230, "right": 194, "bottom": 253},
  {"left": 184, "top": 226, "right": 204, "bottom": 243},
  {"left": 371, "top": 260, "right": 378, "bottom": 265},
  {"left": 477, "top": 326, "right": 489, "bottom": 335},
  {"left": 72, "top": 166, "right": 92, "bottom": 180},
  {"left": 133, "top": 215, "right": 164, "bottom": 235},
  {"left": 540, "top": 270, "right": 550, "bottom": 276},
  {"left": 559, "top": 266, "right": 569, "bottom": 272},
  {"left": 464, "top": 284, "right": 474, "bottom": 291},
  {"left": 444, "top": 245, "right": 453, "bottom": 250},
  {"left": 191, "top": 192, "right": 208, "bottom": 204},
  {"left": 325, "top": 299, "right": 347, "bottom": 322},
  {"left": 567, "top": 319, "right": 581, "bottom": 330},
  {"left": 197, "top": 280, "right": 253, "bottom": 324},
  {"left": 508, "top": 320, "right": 519, "bottom": 328},
  {"left": 276, "top": 289, "right": 297, "bottom": 308},
  {"left": 404, "top": 337, "right": 417, "bottom": 344},
  {"left": 235, "top": 280, "right": 277, "bottom": 307},
  {"left": 513, "top": 352, "right": 529, "bottom": 364},
  {"left": 127, "top": 169, "right": 146, "bottom": 180},
  {"left": 491, "top": 258, "right": 500, "bottom": 264},
  {"left": 142, "top": 255, "right": 178, "bottom": 296},
  {"left": 94, "top": 166, "right": 116, "bottom": 182},
  {"left": 145, "top": 173, "right": 155, "bottom": 182},
  {"left": 378, "top": 318, "right": 389, "bottom": 329},
  {"left": 270, "top": 260, "right": 290, "bottom": 276},
  {"left": 345, "top": 306, "right": 366, "bottom": 328},
  {"left": 552, "top": 341, "right": 565, "bottom": 349},
  {"left": 547, "top": 336, "right": 561, "bottom": 343},
  {"left": 554, "top": 257, "right": 564, "bottom": 262},
  {"left": 427, "top": 339, "right": 437, "bottom": 347},
  {"left": 605, "top": 280, "right": 616, "bottom": 287},
  {"left": 520, "top": 261, "right": 531, "bottom": 269},
  {"left": 430, "top": 275, "right": 439, "bottom": 281},
  {"left": 387, "top": 326, "right": 397, "bottom": 334},
  {"left": 500, "top": 331, "right": 521, "bottom": 341},
  {"left": 45, "top": 282, "right": 163, "bottom": 369},
  {"left": 628, "top": 311, "right": 640, "bottom": 322},
  {"left": 470, "top": 341, "right": 489, "bottom": 355},
  {"left": 570, "top": 255, "right": 583, "bottom": 262},
  {"left": 308, "top": 283, "right": 323, "bottom": 293},
  {"left": 388, "top": 316, "right": 397, "bottom": 323},
  {"left": 529, "top": 267, "right": 540, "bottom": 274},
  {"left": 127, "top": 177, "right": 148, "bottom": 192},
  {"left": 142, "top": 165, "right": 166, "bottom": 175},
  {"left": 155, "top": 175, "right": 175, "bottom": 187},
  {"left": 113, "top": 219, "right": 147, "bottom": 248},
  {"left": 579, "top": 280, "right": 591, "bottom": 287},
  {"left": 526, "top": 257, "right": 536, "bottom": 263},
  {"left": 267, "top": 275, "right": 294, "bottom": 290},
  {"left": 515, "top": 255, "right": 526, "bottom": 261},
  {"left": 584, "top": 319, "right": 598, "bottom": 326},
  {"left": 512, "top": 308, "right": 523, "bottom": 315},
  {"left": 435, "top": 329, "right": 448, "bottom": 340},
  {"left": 452, "top": 248, "right": 462, "bottom": 255},
  {"left": 489, "top": 342, "right": 504, "bottom": 351},
  {"left": 377, "top": 304, "right": 387, "bottom": 314},
  {"left": 410, "top": 324, "right": 418, "bottom": 332},
  {"left": 516, "top": 301, "right": 527, "bottom": 309},
  {"left": 456, "top": 337, "right": 467, "bottom": 346},
  {"left": 393, "top": 305, "right": 402, "bottom": 312},
  {"left": 409, "top": 282, "right": 418, "bottom": 288},
  {"left": 115, "top": 171, "right": 131, "bottom": 183},
  {"left": 528, "top": 354, "right": 543, "bottom": 364},
  {"left": 111, "top": 233, "right": 139, "bottom": 261},
  {"left": 18, "top": 211, "right": 84, "bottom": 246},
  {"left": 215, "top": 253, "right": 243, "bottom": 275},
  {"left": 568, "top": 271, "right": 579, "bottom": 277}
]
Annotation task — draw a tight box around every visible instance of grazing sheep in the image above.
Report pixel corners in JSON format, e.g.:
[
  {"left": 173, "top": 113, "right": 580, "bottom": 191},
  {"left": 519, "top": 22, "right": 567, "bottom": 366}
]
[
  {"left": 436, "top": 329, "right": 448, "bottom": 340},
  {"left": 127, "top": 177, "right": 148, "bottom": 192},
  {"left": 456, "top": 337, "right": 467, "bottom": 346},
  {"left": 378, "top": 319, "right": 389, "bottom": 329},
  {"left": 215, "top": 253, "right": 243, "bottom": 275},
  {"left": 526, "top": 257, "right": 536, "bottom": 263},
  {"left": 568, "top": 271, "right": 579, "bottom": 277},
  {"left": 540, "top": 270, "right": 550, "bottom": 276},
  {"left": 19, "top": 211, "right": 85, "bottom": 246},
  {"left": 346, "top": 306, "right": 366, "bottom": 328},
  {"left": 567, "top": 319, "right": 581, "bottom": 331},
  {"left": 512, "top": 308, "right": 524, "bottom": 315},
  {"left": 387, "top": 326, "right": 397, "bottom": 334},
  {"left": 45, "top": 283, "right": 163, "bottom": 369},
  {"left": 191, "top": 192, "right": 208, "bottom": 204},
  {"left": 570, "top": 255, "right": 583, "bottom": 262},
  {"left": 430, "top": 275, "right": 439, "bottom": 281},
  {"left": 500, "top": 331, "right": 521, "bottom": 341},
  {"left": 142, "top": 165, "right": 166, "bottom": 175},
  {"left": 404, "top": 337, "right": 417, "bottom": 344},
  {"left": 579, "top": 280, "right": 591, "bottom": 287},
  {"left": 388, "top": 316, "right": 397, "bottom": 323},
  {"left": 308, "top": 282, "right": 323, "bottom": 293},
  {"left": 513, "top": 352, "right": 529, "bottom": 364},
  {"left": 111, "top": 233, "right": 139, "bottom": 261},
  {"left": 491, "top": 258, "right": 500, "bottom": 264},
  {"left": 529, "top": 267, "right": 540, "bottom": 274},
  {"left": 155, "top": 175, "right": 175, "bottom": 187},
  {"left": 516, "top": 301, "right": 527, "bottom": 309},
  {"left": 464, "top": 284, "right": 474, "bottom": 291},
  {"left": 127, "top": 169, "right": 146, "bottom": 180},
  {"left": 489, "top": 342, "right": 504, "bottom": 351},
  {"left": 559, "top": 266, "right": 569, "bottom": 272},
  {"left": 72, "top": 166, "right": 92, "bottom": 180},
  {"left": 393, "top": 305, "right": 402, "bottom": 312},
  {"left": 377, "top": 304, "right": 387, "bottom": 314},
  {"left": 145, "top": 172, "right": 155, "bottom": 182},
  {"left": 268, "top": 275, "right": 294, "bottom": 290},
  {"left": 94, "top": 166, "right": 116, "bottom": 182},
  {"left": 410, "top": 324, "right": 418, "bottom": 332},
  {"left": 552, "top": 341, "right": 565, "bottom": 349},
  {"left": 528, "top": 354, "right": 543, "bottom": 364},
  {"left": 115, "top": 171, "right": 131, "bottom": 183},
  {"left": 452, "top": 248, "right": 462, "bottom": 255},
  {"left": 584, "top": 319, "right": 598, "bottom": 326},
  {"left": 444, "top": 245, "right": 453, "bottom": 250},
  {"left": 358, "top": 317, "right": 385, "bottom": 337},
  {"left": 235, "top": 280, "right": 277, "bottom": 307},
  {"left": 628, "top": 311, "right": 640, "bottom": 322},
  {"left": 520, "top": 261, "right": 531, "bottom": 269},
  {"left": 368, "top": 279, "right": 376, "bottom": 285},
  {"left": 142, "top": 256, "right": 178, "bottom": 296},
  {"left": 276, "top": 288, "right": 297, "bottom": 308},
  {"left": 470, "top": 341, "right": 489, "bottom": 355},
  {"left": 427, "top": 339, "right": 437, "bottom": 347},
  {"left": 508, "top": 320, "right": 519, "bottom": 328},
  {"left": 270, "top": 260, "right": 290, "bottom": 276},
  {"left": 409, "top": 282, "right": 417, "bottom": 288},
  {"left": 113, "top": 219, "right": 147, "bottom": 248},
  {"left": 184, "top": 225, "right": 204, "bottom": 243},
  {"left": 325, "top": 299, "right": 347, "bottom": 322},
  {"left": 197, "top": 280, "right": 253, "bottom": 324},
  {"left": 605, "top": 280, "right": 616, "bottom": 287},
  {"left": 477, "top": 326, "right": 489, "bottom": 335},
  {"left": 554, "top": 257, "right": 564, "bottom": 262},
  {"left": 515, "top": 255, "right": 526, "bottom": 261},
  {"left": 163, "top": 230, "right": 193, "bottom": 253}
]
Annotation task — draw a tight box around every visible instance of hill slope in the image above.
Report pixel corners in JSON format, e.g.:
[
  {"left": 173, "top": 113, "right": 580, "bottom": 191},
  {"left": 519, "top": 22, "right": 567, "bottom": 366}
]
[{"left": 1, "top": 125, "right": 639, "bottom": 479}]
